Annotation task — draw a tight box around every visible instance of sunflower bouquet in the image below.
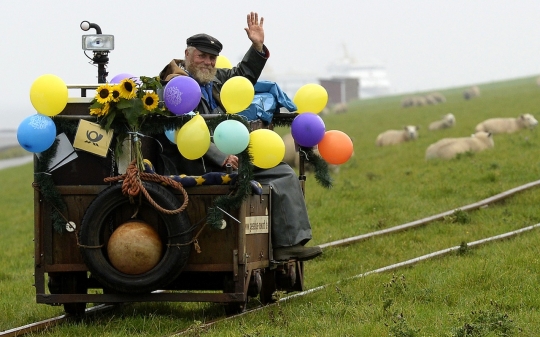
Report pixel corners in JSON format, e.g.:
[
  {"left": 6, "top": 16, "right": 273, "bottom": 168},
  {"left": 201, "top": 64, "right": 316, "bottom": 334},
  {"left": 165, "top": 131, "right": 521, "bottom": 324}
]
[{"left": 89, "top": 76, "right": 171, "bottom": 170}]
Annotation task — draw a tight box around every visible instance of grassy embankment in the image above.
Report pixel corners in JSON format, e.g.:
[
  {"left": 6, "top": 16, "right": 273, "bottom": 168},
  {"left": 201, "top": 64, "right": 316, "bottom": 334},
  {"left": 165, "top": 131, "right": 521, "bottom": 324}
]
[{"left": 1, "top": 76, "right": 540, "bottom": 336}]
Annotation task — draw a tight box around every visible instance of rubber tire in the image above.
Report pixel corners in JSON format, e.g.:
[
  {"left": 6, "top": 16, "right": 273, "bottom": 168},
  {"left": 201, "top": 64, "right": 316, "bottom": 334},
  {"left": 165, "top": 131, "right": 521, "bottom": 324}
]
[
  {"left": 259, "top": 270, "right": 277, "bottom": 305},
  {"left": 223, "top": 274, "right": 248, "bottom": 316},
  {"left": 62, "top": 272, "right": 87, "bottom": 316},
  {"left": 79, "top": 182, "right": 192, "bottom": 293}
]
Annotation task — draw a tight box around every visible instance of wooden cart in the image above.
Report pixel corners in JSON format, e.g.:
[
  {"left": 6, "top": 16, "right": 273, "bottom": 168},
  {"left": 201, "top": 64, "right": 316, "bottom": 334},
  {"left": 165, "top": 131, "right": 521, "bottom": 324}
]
[{"left": 33, "top": 86, "right": 303, "bottom": 315}]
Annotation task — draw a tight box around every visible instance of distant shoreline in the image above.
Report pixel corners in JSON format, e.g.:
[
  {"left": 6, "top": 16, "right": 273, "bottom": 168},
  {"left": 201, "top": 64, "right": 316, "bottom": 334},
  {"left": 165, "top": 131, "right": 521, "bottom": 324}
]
[{"left": 0, "top": 155, "right": 33, "bottom": 170}]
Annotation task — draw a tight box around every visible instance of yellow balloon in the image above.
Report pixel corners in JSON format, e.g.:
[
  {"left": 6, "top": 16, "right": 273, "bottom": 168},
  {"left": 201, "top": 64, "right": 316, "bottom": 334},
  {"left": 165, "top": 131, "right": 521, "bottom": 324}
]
[
  {"left": 216, "top": 55, "right": 233, "bottom": 69},
  {"left": 220, "top": 76, "right": 255, "bottom": 114},
  {"left": 293, "top": 83, "right": 328, "bottom": 114},
  {"left": 176, "top": 114, "right": 211, "bottom": 160},
  {"left": 29, "top": 74, "right": 68, "bottom": 116},
  {"left": 248, "top": 129, "right": 285, "bottom": 169}
]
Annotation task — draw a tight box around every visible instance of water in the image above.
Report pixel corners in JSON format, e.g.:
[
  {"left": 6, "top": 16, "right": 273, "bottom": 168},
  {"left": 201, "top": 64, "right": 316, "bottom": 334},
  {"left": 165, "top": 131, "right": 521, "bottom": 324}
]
[
  {"left": 0, "top": 127, "right": 18, "bottom": 145},
  {"left": 0, "top": 129, "right": 33, "bottom": 170}
]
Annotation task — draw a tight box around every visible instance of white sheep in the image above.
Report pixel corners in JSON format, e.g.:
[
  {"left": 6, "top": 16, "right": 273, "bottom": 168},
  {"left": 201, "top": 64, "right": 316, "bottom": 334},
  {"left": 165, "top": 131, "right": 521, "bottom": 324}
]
[
  {"left": 463, "top": 85, "right": 480, "bottom": 100},
  {"left": 475, "top": 113, "right": 538, "bottom": 134},
  {"left": 428, "top": 113, "right": 456, "bottom": 131},
  {"left": 376, "top": 126, "right": 419, "bottom": 146},
  {"left": 430, "top": 92, "right": 447, "bottom": 103},
  {"left": 401, "top": 96, "right": 414, "bottom": 108},
  {"left": 282, "top": 133, "right": 297, "bottom": 168},
  {"left": 332, "top": 102, "right": 348, "bottom": 114},
  {"left": 425, "top": 131, "right": 494, "bottom": 160}
]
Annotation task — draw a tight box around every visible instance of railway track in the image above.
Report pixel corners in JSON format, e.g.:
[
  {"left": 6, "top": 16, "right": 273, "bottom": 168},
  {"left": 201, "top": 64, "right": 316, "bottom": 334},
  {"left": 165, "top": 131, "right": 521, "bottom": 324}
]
[
  {"left": 0, "top": 304, "right": 116, "bottom": 337},
  {"left": 170, "top": 223, "right": 540, "bottom": 336},
  {"left": 3, "top": 179, "right": 540, "bottom": 337}
]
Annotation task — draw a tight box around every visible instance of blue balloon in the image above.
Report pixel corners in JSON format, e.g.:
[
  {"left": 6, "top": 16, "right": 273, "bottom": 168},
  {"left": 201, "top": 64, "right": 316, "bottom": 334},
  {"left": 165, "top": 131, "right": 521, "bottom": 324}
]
[
  {"left": 213, "top": 120, "right": 250, "bottom": 155},
  {"left": 164, "top": 127, "right": 178, "bottom": 144},
  {"left": 291, "top": 112, "right": 326, "bottom": 147},
  {"left": 17, "top": 114, "right": 57, "bottom": 153}
]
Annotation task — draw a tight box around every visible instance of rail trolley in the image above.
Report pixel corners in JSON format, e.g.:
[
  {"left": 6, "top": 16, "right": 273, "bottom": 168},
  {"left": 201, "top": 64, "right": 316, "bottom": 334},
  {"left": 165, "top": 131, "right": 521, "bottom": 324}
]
[{"left": 32, "top": 85, "right": 309, "bottom": 316}]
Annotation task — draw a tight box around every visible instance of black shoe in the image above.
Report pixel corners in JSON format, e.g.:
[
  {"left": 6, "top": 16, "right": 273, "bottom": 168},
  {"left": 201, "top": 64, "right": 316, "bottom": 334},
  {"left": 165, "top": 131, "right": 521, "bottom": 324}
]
[{"left": 273, "top": 244, "right": 322, "bottom": 262}]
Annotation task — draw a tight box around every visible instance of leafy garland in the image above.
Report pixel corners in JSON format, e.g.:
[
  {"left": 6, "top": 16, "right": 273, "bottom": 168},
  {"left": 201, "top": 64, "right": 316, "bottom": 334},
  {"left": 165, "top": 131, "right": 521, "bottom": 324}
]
[
  {"left": 300, "top": 146, "right": 333, "bottom": 189},
  {"left": 46, "top": 112, "right": 331, "bottom": 232},
  {"left": 34, "top": 139, "right": 68, "bottom": 233}
]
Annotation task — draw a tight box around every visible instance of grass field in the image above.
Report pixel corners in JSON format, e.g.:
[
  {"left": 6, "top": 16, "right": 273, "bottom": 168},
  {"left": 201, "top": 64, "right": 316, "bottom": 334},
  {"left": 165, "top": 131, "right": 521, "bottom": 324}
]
[{"left": 2, "top": 76, "right": 540, "bottom": 336}]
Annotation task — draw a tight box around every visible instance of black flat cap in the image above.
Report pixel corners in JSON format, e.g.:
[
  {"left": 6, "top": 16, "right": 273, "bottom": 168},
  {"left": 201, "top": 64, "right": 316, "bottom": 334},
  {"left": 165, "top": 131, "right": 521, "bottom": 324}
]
[{"left": 186, "top": 33, "right": 223, "bottom": 56}]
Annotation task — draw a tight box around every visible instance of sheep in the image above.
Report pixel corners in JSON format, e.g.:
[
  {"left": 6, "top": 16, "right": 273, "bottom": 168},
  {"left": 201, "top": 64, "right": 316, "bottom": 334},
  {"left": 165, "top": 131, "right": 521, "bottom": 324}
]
[
  {"left": 474, "top": 113, "right": 538, "bottom": 134},
  {"left": 430, "top": 92, "right": 446, "bottom": 103},
  {"left": 319, "top": 106, "right": 332, "bottom": 117},
  {"left": 413, "top": 96, "right": 427, "bottom": 106},
  {"left": 401, "top": 92, "right": 446, "bottom": 108},
  {"left": 376, "top": 126, "right": 419, "bottom": 146},
  {"left": 425, "top": 131, "right": 494, "bottom": 160},
  {"left": 282, "top": 133, "right": 297, "bottom": 168},
  {"left": 428, "top": 113, "right": 456, "bottom": 131},
  {"left": 332, "top": 102, "right": 348, "bottom": 114},
  {"left": 424, "top": 94, "right": 438, "bottom": 105},
  {"left": 463, "top": 85, "right": 480, "bottom": 100},
  {"left": 401, "top": 96, "right": 414, "bottom": 108},
  {"left": 282, "top": 133, "right": 341, "bottom": 173}
]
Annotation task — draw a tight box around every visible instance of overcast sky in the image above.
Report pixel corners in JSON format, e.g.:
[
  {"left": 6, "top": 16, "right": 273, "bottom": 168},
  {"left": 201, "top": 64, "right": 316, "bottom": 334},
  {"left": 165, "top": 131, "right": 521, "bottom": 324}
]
[{"left": 1, "top": 0, "right": 539, "bottom": 129}]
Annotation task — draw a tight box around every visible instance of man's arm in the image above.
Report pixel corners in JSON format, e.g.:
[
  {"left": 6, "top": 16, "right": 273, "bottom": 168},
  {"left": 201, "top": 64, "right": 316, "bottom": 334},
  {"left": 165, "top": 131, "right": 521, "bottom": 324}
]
[{"left": 244, "top": 12, "right": 264, "bottom": 53}]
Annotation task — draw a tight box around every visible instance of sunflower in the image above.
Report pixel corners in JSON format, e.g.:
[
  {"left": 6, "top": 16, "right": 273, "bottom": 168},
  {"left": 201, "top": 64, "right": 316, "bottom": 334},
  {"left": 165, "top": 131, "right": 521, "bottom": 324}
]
[
  {"left": 89, "top": 103, "right": 110, "bottom": 117},
  {"left": 142, "top": 91, "right": 159, "bottom": 111},
  {"left": 117, "top": 78, "right": 137, "bottom": 100},
  {"left": 95, "top": 84, "right": 113, "bottom": 104},
  {"left": 111, "top": 86, "right": 121, "bottom": 102}
]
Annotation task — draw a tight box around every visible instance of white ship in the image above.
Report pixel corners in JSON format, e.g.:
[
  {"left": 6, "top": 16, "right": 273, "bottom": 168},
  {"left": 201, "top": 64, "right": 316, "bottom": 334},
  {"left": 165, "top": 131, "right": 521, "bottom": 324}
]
[{"left": 327, "top": 45, "right": 392, "bottom": 98}]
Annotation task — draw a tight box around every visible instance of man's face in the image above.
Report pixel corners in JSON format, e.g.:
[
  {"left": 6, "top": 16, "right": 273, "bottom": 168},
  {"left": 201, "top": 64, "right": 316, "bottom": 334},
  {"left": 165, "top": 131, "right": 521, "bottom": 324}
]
[{"left": 184, "top": 48, "right": 217, "bottom": 84}]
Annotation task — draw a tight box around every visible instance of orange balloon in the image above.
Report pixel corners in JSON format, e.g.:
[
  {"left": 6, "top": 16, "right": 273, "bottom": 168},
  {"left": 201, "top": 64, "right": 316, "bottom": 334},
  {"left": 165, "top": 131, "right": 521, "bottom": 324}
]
[{"left": 317, "top": 130, "right": 353, "bottom": 165}]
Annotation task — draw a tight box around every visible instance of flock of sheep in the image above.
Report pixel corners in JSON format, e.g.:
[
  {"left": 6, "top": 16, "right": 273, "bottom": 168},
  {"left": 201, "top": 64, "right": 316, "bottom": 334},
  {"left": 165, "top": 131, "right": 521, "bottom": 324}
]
[
  {"left": 282, "top": 83, "right": 538, "bottom": 172},
  {"left": 401, "top": 92, "right": 446, "bottom": 108},
  {"left": 376, "top": 83, "right": 538, "bottom": 159},
  {"left": 376, "top": 112, "right": 538, "bottom": 159}
]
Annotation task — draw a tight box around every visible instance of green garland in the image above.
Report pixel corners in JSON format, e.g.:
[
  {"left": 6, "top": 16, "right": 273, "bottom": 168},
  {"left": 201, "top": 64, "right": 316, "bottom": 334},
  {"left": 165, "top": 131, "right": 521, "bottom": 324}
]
[
  {"left": 34, "top": 139, "right": 68, "bottom": 233},
  {"left": 47, "top": 113, "right": 331, "bottom": 232},
  {"left": 301, "top": 146, "right": 333, "bottom": 189}
]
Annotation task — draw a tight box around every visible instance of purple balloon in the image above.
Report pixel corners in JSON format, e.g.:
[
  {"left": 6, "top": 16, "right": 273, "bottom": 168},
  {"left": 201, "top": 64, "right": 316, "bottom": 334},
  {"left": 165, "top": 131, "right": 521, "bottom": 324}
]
[
  {"left": 163, "top": 76, "right": 201, "bottom": 115},
  {"left": 110, "top": 73, "right": 140, "bottom": 84},
  {"left": 291, "top": 112, "right": 326, "bottom": 147}
]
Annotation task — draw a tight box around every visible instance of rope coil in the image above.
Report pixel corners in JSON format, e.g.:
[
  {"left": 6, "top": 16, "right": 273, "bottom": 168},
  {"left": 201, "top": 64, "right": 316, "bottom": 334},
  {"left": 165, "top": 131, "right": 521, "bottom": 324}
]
[{"left": 104, "top": 159, "right": 189, "bottom": 215}]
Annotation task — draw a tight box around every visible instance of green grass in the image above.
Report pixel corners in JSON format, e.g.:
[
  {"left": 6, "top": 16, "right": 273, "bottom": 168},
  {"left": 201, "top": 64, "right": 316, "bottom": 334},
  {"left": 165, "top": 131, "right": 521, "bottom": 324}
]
[{"left": 2, "top": 75, "right": 540, "bottom": 336}]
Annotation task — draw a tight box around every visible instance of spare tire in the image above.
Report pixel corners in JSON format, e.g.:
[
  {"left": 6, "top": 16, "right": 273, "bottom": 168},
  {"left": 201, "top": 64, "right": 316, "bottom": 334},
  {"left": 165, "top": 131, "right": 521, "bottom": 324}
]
[{"left": 79, "top": 181, "right": 192, "bottom": 293}]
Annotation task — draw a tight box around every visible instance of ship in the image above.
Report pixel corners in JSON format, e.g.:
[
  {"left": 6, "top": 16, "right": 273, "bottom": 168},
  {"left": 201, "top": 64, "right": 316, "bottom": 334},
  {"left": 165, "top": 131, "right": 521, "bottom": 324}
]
[{"left": 326, "top": 44, "right": 392, "bottom": 99}]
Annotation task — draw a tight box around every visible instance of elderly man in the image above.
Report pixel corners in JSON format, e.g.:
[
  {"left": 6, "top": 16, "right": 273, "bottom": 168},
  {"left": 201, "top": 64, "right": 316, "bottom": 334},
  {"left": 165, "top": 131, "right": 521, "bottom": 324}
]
[{"left": 158, "top": 12, "right": 321, "bottom": 262}]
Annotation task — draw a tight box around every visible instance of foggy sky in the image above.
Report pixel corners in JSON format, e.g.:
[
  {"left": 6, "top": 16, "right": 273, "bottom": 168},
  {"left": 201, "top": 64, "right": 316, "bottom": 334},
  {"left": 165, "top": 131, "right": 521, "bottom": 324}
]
[{"left": 1, "top": 0, "right": 539, "bottom": 129}]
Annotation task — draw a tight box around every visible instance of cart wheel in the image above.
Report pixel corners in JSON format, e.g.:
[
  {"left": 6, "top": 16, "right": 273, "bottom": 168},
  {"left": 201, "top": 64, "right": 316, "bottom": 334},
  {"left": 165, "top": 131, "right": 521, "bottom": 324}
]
[
  {"left": 61, "top": 272, "right": 87, "bottom": 316},
  {"left": 79, "top": 182, "right": 192, "bottom": 293},
  {"left": 223, "top": 274, "right": 248, "bottom": 316},
  {"left": 259, "top": 269, "right": 277, "bottom": 305}
]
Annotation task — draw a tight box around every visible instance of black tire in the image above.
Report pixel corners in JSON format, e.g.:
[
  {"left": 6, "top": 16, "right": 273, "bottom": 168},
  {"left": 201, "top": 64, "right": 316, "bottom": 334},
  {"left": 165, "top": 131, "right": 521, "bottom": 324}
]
[
  {"left": 79, "top": 182, "right": 192, "bottom": 293},
  {"left": 223, "top": 274, "right": 248, "bottom": 316},
  {"left": 48, "top": 272, "right": 87, "bottom": 316},
  {"left": 62, "top": 272, "right": 87, "bottom": 316},
  {"left": 259, "top": 269, "right": 277, "bottom": 305}
]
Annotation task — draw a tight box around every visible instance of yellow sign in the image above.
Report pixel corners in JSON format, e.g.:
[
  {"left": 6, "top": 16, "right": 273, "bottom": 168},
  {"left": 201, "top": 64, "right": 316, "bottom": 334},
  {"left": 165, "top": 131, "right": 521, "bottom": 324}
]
[
  {"left": 73, "top": 120, "right": 113, "bottom": 157},
  {"left": 245, "top": 216, "right": 269, "bottom": 234}
]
